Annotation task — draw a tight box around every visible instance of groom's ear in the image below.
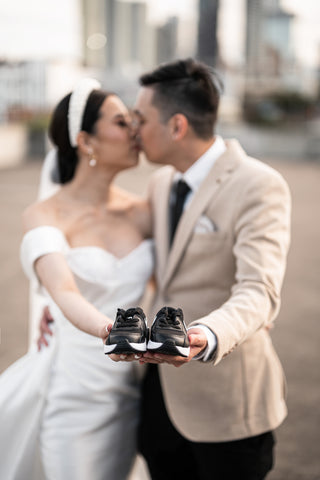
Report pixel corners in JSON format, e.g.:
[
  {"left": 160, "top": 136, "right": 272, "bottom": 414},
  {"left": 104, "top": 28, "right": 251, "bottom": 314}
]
[{"left": 169, "top": 114, "right": 188, "bottom": 141}]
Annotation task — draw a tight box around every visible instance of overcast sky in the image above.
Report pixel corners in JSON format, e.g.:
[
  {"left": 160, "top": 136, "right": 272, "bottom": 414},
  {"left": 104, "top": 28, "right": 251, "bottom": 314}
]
[{"left": 0, "top": 0, "right": 82, "bottom": 60}]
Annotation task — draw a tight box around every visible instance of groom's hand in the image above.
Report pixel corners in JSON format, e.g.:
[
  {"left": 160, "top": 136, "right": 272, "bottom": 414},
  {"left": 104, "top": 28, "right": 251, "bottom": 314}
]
[
  {"left": 139, "top": 327, "right": 208, "bottom": 367},
  {"left": 37, "top": 306, "right": 54, "bottom": 351}
]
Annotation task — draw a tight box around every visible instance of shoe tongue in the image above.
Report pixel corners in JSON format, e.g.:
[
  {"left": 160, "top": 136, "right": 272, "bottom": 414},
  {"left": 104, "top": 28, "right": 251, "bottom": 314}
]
[
  {"left": 117, "top": 309, "right": 138, "bottom": 327},
  {"left": 126, "top": 308, "right": 139, "bottom": 318},
  {"left": 117, "top": 308, "right": 126, "bottom": 318},
  {"left": 158, "top": 306, "right": 170, "bottom": 316},
  {"left": 159, "top": 311, "right": 180, "bottom": 327}
]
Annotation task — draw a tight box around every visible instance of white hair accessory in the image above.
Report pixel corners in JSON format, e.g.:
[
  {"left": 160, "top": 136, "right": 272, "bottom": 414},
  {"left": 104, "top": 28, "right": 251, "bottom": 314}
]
[{"left": 68, "top": 78, "right": 101, "bottom": 147}]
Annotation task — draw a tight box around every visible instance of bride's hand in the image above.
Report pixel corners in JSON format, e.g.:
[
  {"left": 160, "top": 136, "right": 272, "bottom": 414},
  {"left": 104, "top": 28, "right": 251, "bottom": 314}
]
[
  {"left": 100, "top": 322, "right": 113, "bottom": 344},
  {"left": 108, "top": 353, "right": 142, "bottom": 362}
]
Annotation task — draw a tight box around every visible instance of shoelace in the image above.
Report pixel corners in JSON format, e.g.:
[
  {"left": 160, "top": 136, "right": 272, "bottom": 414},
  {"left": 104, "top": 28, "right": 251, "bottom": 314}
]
[
  {"left": 116, "top": 309, "right": 140, "bottom": 328},
  {"left": 157, "top": 314, "right": 181, "bottom": 330}
]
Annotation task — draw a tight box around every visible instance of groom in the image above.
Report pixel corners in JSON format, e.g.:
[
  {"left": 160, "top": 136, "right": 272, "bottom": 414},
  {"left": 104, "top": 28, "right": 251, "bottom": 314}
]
[
  {"left": 130, "top": 58, "right": 291, "bottom": 479},
  {"left": 38, "top": 58, "right": 291, "bottom": 479}
]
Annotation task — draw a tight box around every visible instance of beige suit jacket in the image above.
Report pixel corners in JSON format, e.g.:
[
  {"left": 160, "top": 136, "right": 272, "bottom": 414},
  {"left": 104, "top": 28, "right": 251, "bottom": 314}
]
[{"left": 148, "top": 139, "right": 291, "bottom": 442}]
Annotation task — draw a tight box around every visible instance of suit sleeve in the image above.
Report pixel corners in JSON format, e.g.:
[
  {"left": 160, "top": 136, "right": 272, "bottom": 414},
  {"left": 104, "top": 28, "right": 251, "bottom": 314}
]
[{"left": 190, "top": 168, "right": 291, "bottom": 365}]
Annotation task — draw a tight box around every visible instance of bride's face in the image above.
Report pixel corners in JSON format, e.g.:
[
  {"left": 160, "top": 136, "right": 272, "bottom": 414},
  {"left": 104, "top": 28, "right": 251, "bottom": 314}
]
[{"left": 90, "top": 95, "right": 139, "bottom": 170}]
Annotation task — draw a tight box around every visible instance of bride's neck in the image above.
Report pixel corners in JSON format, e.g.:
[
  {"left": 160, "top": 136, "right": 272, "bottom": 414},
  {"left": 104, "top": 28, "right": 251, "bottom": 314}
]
[{"left": 64, "top": 162, "right": 118, "bottom": 206}]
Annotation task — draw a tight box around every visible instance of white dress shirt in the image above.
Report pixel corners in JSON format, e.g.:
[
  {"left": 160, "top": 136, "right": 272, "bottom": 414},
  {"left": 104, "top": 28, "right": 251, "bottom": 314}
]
[
  {"left": 172, "top": 135, "right": 226, "bottom": 361},
  {"left": 174, "top": 135, "right": 226, "bottom": 210}
]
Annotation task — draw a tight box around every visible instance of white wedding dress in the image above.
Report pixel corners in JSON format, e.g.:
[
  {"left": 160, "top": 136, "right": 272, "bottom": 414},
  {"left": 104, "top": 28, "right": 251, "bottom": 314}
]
[{"left": 0, "top": 226, "right": 153, "bottom": 480}]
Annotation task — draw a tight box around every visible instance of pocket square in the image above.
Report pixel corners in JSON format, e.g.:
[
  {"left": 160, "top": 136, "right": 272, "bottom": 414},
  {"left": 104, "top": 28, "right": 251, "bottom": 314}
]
[{"left": 194, "top": 215, "right": 218, "bottom": 233}]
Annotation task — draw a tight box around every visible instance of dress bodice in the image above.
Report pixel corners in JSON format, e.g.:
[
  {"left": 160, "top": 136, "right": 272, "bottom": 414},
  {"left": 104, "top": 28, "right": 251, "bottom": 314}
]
[{"left": 20, "top": 226, "right": 154, "bottom": 323}]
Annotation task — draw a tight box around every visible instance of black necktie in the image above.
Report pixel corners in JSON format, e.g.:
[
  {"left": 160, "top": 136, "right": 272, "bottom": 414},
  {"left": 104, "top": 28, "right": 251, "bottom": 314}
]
[{"left": 170, "top": 179, "right": 191, "bottom": 245}]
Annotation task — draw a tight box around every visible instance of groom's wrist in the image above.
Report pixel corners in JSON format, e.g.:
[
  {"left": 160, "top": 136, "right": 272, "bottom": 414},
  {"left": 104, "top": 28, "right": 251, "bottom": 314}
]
[{"left": 188, "top": 325, "right": 217, "bottom": 362}]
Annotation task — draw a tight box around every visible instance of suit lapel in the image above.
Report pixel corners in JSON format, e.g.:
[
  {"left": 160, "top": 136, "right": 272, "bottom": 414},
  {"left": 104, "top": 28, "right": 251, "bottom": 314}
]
[{"left": 162, "top": 140, "right": 243, "bottom": 289}]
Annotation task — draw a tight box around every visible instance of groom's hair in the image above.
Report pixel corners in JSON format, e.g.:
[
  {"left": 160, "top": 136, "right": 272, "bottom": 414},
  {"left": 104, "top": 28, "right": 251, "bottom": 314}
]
[{"left": 139, "top": 58, "right": 223, "bottom": 140}]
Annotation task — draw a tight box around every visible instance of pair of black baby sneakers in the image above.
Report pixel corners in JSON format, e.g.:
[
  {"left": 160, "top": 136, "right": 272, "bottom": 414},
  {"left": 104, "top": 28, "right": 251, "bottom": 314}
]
[{"left": 104, "top": 306, "right": 190, "bottom": 358}]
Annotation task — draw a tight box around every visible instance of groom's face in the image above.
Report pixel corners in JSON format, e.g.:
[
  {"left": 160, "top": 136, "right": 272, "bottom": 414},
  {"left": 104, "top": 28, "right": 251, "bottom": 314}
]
[{"left": 133, "top": 87, "right": 173, "bottom": 165}]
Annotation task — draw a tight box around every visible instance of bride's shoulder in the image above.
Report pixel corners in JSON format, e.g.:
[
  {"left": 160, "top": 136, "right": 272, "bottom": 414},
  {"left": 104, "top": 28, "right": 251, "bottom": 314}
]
[{"left": 22, "top": 198, "right": 58, "bottom": 233}]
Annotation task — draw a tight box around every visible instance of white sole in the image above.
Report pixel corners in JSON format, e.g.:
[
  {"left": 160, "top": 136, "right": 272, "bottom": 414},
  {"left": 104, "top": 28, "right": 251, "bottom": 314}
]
[
  {"left": 104, "top": 340, "right": 147, "bottom": 354},
  {"left": 147, "top": 340, "right": 190, "bottom": 357}
]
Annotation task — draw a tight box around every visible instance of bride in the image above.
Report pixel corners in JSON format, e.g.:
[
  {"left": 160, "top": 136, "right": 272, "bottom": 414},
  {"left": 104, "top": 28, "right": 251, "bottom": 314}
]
[{"left": 0, "top": 79, "right": 153, "bottom": 480}]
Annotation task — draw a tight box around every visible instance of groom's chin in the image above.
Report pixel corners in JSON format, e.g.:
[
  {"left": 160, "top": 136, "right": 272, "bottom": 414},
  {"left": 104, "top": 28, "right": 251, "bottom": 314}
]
[{"left": 142, "top": 153, "right": 166, "bottom": 166}]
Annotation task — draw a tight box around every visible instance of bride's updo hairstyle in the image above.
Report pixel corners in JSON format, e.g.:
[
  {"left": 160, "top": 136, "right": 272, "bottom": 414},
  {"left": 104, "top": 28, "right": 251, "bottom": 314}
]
[{"left": 48, "top": 79, "right": 112, "bottom": 184}]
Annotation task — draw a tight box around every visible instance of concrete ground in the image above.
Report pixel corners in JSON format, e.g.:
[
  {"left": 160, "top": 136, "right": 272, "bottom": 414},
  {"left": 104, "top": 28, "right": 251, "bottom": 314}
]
[{"left": 0, "top": 157, "right": 319, "bottom": 479}]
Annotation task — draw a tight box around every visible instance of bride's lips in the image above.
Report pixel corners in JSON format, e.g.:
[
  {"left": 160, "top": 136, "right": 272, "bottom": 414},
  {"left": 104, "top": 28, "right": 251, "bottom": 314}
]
[{"left": 131, "top": 139, "right": 142, "bottom": 152}]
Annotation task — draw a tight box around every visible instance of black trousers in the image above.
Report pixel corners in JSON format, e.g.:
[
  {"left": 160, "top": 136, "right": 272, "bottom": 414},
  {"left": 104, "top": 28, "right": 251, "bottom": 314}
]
[{"left": 138, "top": 365, "right": 275, "bottom": 480}]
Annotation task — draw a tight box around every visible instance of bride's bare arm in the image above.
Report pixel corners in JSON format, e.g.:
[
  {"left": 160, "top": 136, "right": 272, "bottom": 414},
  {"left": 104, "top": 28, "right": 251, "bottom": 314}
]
[{"left": 34, "top": 252, "right": 112, "bottom": 340}]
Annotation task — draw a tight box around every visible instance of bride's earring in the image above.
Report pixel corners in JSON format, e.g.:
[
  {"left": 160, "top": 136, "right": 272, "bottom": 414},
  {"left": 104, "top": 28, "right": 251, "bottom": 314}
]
[
  {"left": 89, "top": 156, "right": 97, "bottom": 167},
  {"left": 88, "top": 148, "right": 97, "bottom": 167}
]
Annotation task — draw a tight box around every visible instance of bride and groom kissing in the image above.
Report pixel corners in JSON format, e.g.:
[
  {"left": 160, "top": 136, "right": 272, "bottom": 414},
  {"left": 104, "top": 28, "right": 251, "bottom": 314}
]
[{"left": 0, "top": 58, "right": 291, "bottom": 480}]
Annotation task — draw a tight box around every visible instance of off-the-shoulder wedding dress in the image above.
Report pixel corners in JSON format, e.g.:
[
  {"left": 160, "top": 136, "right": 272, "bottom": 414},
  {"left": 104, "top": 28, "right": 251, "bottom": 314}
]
[{"left": 0, "top": 226, "right": 153, "bottom": 480}]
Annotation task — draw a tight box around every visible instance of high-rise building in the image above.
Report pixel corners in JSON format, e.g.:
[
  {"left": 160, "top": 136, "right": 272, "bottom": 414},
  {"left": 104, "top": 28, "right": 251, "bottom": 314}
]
[
  {"left": 156, "top": 17, "right": 178, "bottom": 65},
  {"left": 82, "top": 0, "right": 110, "bottom": 68},
  {"left": 82, "top": 0, "right": 156, "bottom": 72},
  {"left": 197, "top": 0, "right": 220, "bottom": 67},
  {"left": 246, "top": 0, "right": 264, "bottom": 77},
  {"left": 245, "top": 0, "right": 294, "bottom": 81},
  {"left": 113, "top": 0, "right": 156, "bottom": 71}
]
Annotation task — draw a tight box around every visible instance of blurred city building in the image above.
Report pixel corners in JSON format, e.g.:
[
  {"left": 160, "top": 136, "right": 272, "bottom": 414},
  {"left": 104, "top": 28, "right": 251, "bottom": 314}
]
[
  {"left": 197, "top": 0, "right": 219, "bottom": 67},
  {"left": 0, "top": 61, "right": 46, "bottom": 123},
  {"left": 0, "top": 0, "right": 319, "bottom": 166},
  {"left": 241, "top": 0, "right": 318, "bottom": 128},
  {"left": 82, "top": 0, "right": 156, "bottom": 74},
  {"left": 156, "top": 16, "right": 178, "bottom": 65},
  {"left": 246, "top": 0, "right": 294, "bottom": 86},
  {"left": 217, "top": 0, "right": 319, "bottom": 132}
]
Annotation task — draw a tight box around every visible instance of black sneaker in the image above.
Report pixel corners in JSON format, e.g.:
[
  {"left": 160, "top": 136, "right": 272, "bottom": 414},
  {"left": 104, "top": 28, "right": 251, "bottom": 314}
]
[
  {"left": 147, "top": 307, "right": 190, "bottom": 357},
  {"left": 104, "top": 307, "right": 148, "bottom": 355}
]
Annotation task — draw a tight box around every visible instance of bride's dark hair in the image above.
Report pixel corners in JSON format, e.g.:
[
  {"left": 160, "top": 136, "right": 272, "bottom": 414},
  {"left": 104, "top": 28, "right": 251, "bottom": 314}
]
[{"left": 48, "top": 89, "right": 111, "bottom": 184}]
